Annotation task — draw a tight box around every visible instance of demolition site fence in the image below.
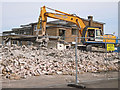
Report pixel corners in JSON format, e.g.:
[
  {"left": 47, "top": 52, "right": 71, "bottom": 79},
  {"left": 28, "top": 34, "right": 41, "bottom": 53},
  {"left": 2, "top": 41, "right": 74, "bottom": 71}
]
[
  {"left": 60, "top": 36, "right": 120, "bottom": 85},
  {"left": 1, "top": 36, "right": 120, "bottom": 87}
]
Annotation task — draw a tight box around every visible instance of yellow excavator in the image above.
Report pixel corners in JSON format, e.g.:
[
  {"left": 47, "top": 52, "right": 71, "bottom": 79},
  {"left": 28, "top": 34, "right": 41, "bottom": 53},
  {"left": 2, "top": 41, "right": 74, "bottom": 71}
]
[{"left": 36, "top": 6, "right": 116, "bottom": 50}]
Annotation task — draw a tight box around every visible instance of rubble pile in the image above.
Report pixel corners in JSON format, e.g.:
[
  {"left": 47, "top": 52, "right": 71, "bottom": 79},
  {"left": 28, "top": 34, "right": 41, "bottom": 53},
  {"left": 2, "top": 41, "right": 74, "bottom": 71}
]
[{"left": 0, "top": 45, "right": 119, "bottom": 80}]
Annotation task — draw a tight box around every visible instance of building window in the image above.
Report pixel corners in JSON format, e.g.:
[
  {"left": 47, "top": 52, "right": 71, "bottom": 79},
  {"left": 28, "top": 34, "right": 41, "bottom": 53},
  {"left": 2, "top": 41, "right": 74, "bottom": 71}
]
[
  {"left": 34, "top": 25, "right": 37, "bottom": 31},
  {"left": 59, "top": 29, "right": 65, "bottom": 40},
  {"left": 18, "top": 41, "right": 22, "bottom": 46},
  {"left": 34, "top": 25, "right": 42, "bottom": 31},
  {"left": 72, "top": 28, "right": 77, "bottom": 35},
  {"left": 20, "top": 31, "right": 24, "bottom": 35},
  {"left": 27, "top": 41, "right": 31, "bottom": 45},
  {"left": 13, "top": 40, "right": 17, "bottom": 44},
  {"left": 24, "top": 32, "right": 27, "bottom": 34}
]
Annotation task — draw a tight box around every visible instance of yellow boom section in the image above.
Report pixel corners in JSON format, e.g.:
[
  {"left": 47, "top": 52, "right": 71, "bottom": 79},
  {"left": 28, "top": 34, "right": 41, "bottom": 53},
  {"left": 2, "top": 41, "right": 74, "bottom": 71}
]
[
  {"left": 37, "top": 6, "right": 86, "bottom": 36},
  {"left": 45, "top": 12, "right": 86, "bottom": 32},
  {"left": 37, "top": 6, "right": 47, "bottom": 36}
]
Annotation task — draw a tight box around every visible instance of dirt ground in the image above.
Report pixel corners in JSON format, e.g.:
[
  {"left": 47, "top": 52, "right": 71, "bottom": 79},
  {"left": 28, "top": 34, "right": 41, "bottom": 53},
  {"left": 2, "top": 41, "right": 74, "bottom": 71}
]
[{"left": 1, "top": 71, "right": 119, "bottom": 88}]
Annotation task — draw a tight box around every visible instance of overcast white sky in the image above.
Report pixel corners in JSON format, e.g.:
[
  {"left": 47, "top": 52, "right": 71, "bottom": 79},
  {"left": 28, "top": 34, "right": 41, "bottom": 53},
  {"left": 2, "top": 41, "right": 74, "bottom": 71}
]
[{"left": 0, "top": 1, "right": 119, "bottom": 36}]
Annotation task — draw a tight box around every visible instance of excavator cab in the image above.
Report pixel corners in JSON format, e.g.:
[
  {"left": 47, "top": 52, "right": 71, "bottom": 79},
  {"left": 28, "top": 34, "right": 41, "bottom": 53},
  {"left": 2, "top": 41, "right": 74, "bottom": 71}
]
[
  {"left": 95, "top": 29, "right": 103, "bottom": 42},
  {"left": 88, "top": 29, "right": 95, "bottom": 41},
  {"left": 86, "top": 28, "right": 103, "bottom": 42}
]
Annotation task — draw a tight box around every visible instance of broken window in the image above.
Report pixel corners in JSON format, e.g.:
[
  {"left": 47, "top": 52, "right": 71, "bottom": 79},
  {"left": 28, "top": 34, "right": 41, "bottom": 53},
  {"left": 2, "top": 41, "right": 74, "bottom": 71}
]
[
  {"left": 72, "top": 28, "right": 77, "bottom": 35},
  {"left": 27, "top": 41, "right": 31, "bottom": 45},
  {"left": 34, "top": 25, "right": 42, "bottom": 31},
  {"left": 59, "top": 29, "right": 65, "bottom": 40},
  {"left": 13, "top": 40, "right": 17, "bottom": 44}
]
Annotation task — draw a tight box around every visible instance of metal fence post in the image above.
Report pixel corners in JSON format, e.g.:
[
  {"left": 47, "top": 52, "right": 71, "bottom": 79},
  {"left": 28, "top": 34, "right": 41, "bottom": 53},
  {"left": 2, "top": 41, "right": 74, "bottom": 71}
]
[
  {"left": 105, "top": 38, "right": 107, "bottom": 59},
  {"left": 75, "top": 37, "right": 78, "bottom": 84},
  {"left": 10, "top": 38, "right": 11, "bottom": 47},
  {"left": 116, "top": 39, "right": 120, "bottom": 59}
]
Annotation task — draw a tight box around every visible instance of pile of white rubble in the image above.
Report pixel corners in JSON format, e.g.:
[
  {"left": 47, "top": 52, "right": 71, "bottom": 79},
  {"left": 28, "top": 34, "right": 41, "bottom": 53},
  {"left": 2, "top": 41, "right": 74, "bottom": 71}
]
[{"left": 0, "top": 45, "right": 119, "bottom": 80}]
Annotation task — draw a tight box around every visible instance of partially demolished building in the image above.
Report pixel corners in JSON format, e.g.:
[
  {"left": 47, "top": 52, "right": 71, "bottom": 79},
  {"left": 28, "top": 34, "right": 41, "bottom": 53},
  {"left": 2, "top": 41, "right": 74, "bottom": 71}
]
[{"left": 2, "top": 16, "right": 105, "bottom": 49}]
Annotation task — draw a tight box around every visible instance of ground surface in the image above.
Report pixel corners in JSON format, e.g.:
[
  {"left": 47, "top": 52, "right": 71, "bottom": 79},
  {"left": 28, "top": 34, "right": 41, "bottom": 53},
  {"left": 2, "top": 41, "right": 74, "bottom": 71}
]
[{"left": 1, "top": 71, "right": 119, "bottom": 88}]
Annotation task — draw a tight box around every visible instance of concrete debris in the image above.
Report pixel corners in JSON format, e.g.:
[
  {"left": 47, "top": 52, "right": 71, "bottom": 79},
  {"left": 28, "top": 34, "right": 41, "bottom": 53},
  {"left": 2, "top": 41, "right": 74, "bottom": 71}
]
[
  {"left": 0, "top": 45, "right": 119, "bottom": 80},
  {"left": 36, "top": 37, "right": 49, "bottom": 47}
]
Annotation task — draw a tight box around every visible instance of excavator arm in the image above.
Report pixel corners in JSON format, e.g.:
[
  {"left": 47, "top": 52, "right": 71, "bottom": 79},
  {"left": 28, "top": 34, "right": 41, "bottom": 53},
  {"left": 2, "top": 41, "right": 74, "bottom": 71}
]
[
  {"left": 37, "top": 6, "right": 47, "bottom": 36},
  {"left": 37, "top": 6, "right": 86, "bottom": 37}
]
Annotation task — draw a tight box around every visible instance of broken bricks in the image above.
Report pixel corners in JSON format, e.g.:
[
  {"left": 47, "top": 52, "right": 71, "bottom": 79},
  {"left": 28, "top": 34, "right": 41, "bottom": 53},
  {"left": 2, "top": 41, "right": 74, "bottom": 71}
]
[{"left": 0, "top": 45, "right": 119, "bottom": 80}]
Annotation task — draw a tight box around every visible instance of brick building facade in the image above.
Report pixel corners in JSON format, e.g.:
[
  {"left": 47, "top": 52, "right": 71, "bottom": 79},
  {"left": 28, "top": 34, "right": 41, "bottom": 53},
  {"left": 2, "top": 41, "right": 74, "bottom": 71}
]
[{"left": 2, "top": 16, "right": 105, "bottom": 45}]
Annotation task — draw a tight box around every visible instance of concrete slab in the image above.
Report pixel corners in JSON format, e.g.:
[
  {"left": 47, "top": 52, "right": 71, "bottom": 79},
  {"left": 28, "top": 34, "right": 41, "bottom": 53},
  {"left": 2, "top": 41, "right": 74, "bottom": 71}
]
[{"left": 2, "top": 71, "right": 118, "bottom": 88}]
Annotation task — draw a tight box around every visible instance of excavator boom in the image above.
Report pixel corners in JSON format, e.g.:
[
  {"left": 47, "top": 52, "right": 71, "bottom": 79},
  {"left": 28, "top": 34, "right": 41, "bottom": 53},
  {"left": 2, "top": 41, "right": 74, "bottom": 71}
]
[{"left": 37, "top": 6, "right": 86, "bottom": 37}]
